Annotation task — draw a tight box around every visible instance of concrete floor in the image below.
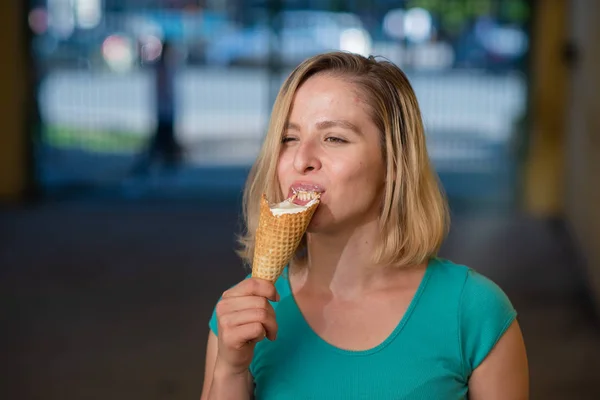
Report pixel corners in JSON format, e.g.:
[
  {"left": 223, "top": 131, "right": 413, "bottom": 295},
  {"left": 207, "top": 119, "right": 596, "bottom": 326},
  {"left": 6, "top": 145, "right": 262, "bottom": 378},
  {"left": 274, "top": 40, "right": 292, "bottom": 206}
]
[{"left": 1, "top": 200, "right": 599, "bottom": 399}]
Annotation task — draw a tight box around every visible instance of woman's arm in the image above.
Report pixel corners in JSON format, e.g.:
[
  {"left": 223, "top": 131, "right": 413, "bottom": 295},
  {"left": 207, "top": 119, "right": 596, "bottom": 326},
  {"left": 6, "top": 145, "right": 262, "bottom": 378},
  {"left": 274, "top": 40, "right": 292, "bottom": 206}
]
[
  {"left": 468, "top": 320, "right": 529, "bottom": 399},
  {"left": 200, "top": 331, "right": 253, "bottom": 400}
]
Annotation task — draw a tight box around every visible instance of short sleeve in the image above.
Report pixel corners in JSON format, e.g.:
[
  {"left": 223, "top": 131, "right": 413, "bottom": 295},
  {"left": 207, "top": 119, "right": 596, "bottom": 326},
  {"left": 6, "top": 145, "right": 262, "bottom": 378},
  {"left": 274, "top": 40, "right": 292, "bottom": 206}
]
[
  {"left": 209, "top": 301, "right": 219, "bottom": 335},
  {"left": 459, "top": 269, "right": 517, "bottom": 377}
]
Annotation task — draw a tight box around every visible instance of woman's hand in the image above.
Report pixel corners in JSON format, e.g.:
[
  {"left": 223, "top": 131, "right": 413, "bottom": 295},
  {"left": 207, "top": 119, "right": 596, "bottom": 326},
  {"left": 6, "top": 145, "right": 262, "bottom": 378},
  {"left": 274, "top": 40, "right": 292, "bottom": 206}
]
[{"left": 214, "top": 277, "right": 280, "bottom": 376}]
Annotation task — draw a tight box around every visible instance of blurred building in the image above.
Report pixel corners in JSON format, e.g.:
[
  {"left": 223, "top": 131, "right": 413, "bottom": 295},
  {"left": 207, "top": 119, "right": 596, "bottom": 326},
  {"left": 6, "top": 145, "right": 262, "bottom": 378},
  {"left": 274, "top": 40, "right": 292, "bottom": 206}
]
[{"left": 3, "top": 0, "right": 598, "bottom": 296}]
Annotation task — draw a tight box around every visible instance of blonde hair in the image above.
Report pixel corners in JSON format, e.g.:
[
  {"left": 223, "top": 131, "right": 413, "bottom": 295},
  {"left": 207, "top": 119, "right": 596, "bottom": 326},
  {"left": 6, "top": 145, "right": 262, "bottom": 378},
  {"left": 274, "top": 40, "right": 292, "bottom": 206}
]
[{"left": 237, "top": 51, "right": 449, "bottom": 268}]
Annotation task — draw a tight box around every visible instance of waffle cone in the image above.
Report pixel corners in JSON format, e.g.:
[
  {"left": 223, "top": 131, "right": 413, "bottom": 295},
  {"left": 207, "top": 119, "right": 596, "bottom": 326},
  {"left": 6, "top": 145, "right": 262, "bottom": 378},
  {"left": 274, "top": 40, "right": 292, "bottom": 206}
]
[{"left": 252, "top": 194, "right": 319, "bottom": 282}]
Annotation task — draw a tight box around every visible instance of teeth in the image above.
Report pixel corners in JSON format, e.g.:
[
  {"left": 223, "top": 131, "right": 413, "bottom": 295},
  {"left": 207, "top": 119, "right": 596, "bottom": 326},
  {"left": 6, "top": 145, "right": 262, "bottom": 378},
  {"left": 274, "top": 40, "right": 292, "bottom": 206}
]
[{"left": 294, "top": 191, "right": 317, "bottom": 202}]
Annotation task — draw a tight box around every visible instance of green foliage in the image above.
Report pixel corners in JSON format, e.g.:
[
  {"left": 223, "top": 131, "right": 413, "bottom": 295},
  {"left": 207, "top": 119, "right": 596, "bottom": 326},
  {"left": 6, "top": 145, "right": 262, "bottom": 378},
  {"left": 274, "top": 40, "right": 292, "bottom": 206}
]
[
  {"left": 407, "top": 0, "right": 529, "bottom": 36},
  {"left": 46, "top": 126, "right": 145, "bottom": 153}
]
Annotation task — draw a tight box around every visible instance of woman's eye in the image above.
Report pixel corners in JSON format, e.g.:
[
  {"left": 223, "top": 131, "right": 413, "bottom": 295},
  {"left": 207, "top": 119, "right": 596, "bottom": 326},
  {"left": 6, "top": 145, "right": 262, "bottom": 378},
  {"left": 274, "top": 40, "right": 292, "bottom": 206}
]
[
  {"left": 325, "top": 136, "right": 347, "bottom": 144},
  {"left": 281, "top": 136, "right": 297, "bottom": 144}
]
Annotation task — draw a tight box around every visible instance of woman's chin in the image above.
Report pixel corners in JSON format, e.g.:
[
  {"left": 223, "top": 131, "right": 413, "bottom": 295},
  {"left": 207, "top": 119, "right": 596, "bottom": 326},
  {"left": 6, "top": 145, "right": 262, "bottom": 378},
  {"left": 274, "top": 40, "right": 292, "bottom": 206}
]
[
  {"left": 306, "top": 221, "right": 319, "bottom": 233},
  {"left": 306, "top": 218, "right": 323, "bottom": 233},
  {"left": 306, "top": 207, "right": 342, "bottom": 234},
  {"left": 306, "top": 215, "right": 335, "bottom": 234}
]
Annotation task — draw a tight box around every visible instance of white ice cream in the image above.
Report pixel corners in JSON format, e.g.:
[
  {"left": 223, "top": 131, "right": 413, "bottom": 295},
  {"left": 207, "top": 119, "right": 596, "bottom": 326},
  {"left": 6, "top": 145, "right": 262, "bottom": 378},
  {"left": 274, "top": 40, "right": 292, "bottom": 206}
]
[{"left": 270, "top": 197, "right": 319, "bottom": 216}]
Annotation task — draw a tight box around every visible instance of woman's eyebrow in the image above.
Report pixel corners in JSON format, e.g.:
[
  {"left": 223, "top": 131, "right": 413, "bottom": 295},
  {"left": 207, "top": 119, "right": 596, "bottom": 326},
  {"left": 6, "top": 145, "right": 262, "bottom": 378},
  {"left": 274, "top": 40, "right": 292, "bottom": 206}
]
[
  {"left": 284, "top": 122, "right": 301, "bottom": 131},
  {"left": 284, "top": 120, "right": 362, "bottom": 135},
  {"left": 316, "top": 119, "right": 362, "bottom": 135}
]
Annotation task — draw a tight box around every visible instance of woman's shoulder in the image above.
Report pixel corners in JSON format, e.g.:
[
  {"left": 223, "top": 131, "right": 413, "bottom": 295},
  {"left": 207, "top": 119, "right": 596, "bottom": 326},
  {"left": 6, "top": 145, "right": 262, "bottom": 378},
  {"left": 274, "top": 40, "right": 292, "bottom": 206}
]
[
  {"left": 426, "top": 257, "right": 471, "bottom": 295},
  {"left": 437, "top": 259, "right": 517, "bottom": 374},
  {"left": 429, "top": 257, "right": 508, "bottom": 297},
  {"left": 428, "top": 257, "right": 517, "bottom": 374},
  {"left": 428, "top": 257, "right": 516, "bottom": 326},
  {"left": 428, "top": 256, "right": 470, "bottom": 277}
]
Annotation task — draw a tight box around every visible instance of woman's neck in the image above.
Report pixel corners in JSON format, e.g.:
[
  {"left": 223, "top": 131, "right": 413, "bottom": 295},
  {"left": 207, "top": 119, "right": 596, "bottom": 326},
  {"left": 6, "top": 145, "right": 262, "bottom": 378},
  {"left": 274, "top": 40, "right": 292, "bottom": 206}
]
[{"left": 292, "top": 219, "right": 402, "bottom": 299}]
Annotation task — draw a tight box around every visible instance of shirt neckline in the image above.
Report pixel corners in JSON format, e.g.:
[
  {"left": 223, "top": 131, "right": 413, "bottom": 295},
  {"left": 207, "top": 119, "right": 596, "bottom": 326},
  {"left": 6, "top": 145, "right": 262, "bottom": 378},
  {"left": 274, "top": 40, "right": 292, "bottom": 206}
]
[{"left": 284, "top": 258, "right": 436, "bottom": 357}]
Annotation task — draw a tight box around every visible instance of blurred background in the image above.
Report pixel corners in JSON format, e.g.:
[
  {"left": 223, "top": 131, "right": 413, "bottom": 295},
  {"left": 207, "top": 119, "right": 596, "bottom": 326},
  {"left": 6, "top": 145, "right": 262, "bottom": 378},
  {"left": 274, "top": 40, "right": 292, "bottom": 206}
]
[
  {"left": 1, "top": 0, "right": 599, "bottom": 399},
  {"left": 29, "top": 0, "right": 532, "bottom": 207}
]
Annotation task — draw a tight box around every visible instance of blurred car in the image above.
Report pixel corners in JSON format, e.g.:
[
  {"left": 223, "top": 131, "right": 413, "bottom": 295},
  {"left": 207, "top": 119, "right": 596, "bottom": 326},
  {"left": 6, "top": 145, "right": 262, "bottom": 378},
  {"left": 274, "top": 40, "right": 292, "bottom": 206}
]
[
  {"left": 204, "top": 10, "right": 372, "bottom": 67},
  {"left": 98, "top": 9, "right": 236, "bottom": 70},
  {"left": 133, "top": 10, "right": 236, "bottom": 64}
]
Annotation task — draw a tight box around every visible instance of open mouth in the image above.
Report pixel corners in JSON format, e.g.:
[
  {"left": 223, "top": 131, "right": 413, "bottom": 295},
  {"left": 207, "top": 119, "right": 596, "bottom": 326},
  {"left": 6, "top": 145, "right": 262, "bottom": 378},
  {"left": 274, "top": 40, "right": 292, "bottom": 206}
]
[{"left": 289, "top": 190, "right": 321, "bottom": 206}]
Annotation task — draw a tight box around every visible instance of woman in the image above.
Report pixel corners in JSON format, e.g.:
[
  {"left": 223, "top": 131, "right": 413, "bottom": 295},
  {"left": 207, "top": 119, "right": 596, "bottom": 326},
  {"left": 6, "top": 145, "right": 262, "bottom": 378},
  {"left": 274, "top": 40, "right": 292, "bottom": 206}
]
[{"left": 201, "top": 52, "right": 529, "bottom": 399}]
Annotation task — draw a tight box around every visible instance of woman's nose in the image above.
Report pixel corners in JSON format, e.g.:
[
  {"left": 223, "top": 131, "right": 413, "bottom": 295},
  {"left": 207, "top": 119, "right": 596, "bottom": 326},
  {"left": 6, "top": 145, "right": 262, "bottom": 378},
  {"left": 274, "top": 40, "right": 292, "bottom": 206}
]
[{"left": 293, "top": 139, "right": 322, "bottom": 174}]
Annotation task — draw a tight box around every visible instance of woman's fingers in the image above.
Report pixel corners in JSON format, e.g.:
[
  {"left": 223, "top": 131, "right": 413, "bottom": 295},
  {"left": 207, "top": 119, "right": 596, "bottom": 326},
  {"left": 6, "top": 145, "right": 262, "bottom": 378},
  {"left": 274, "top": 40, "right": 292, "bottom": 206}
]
[
  {"left": 219, "top": 307, "right": 278, "bottom": 341},
  {"left": 212, "top": 278, "right": 281, "bottom": 376},
  {"left": 222, "top": 278, "right": 279, "bottom": 302},
  {"left": 216, "top": 278, "right": 280, "bottom": 355},
  {"left": 216, "top": 295, "right": 272, "bottom": 315},
  {"left": 221, "top": 322, "right": 266, "bottom": 349}
]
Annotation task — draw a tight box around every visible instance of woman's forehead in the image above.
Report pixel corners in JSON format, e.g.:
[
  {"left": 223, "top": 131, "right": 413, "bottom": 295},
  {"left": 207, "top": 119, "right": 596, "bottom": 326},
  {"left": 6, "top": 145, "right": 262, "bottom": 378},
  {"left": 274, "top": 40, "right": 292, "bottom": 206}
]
[{"left": 289, "top": 79, "right": 370, "bottom": 118}]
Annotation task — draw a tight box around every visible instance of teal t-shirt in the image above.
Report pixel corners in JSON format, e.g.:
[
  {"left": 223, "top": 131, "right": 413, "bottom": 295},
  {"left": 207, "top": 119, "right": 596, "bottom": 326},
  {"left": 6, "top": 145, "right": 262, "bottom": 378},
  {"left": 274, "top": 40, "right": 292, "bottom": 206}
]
[{"left": 209, "top": 257, "right": 517, "bottom": 399}]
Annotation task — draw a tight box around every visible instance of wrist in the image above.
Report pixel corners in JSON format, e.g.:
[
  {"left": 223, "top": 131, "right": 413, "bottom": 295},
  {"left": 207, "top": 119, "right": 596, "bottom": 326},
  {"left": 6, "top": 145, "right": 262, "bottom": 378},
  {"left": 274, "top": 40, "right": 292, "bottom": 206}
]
[{"left": 213, "top": 360, "right": 249, "bottom": 381}]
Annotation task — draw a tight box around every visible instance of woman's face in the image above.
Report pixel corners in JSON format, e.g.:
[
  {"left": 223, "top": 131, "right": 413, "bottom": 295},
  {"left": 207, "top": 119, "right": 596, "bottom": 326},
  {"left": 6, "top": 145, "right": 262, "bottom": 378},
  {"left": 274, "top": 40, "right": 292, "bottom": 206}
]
[{"left": 277, "top": 74, "right": 386, "bottom": 233}]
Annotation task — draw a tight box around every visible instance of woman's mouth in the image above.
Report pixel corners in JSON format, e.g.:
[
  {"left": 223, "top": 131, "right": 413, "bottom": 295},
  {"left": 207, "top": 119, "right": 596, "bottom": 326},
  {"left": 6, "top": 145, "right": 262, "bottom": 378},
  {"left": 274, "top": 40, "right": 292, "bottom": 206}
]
[
  {"left": 287, "top": 182, "right": 325, "bottom": 206},
  {"left": 287, "top": 184, "right": 324, "bottom": 206},
  {"left": 291, "top": 191, "right": 320, "bottom": 206}
]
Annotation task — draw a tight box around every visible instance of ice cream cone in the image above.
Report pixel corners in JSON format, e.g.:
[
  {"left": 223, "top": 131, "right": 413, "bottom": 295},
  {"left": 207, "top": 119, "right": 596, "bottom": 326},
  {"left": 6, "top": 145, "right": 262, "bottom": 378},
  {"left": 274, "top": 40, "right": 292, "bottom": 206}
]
[{"left": 251, "top": 194, "right": 319, "bottom": 282}]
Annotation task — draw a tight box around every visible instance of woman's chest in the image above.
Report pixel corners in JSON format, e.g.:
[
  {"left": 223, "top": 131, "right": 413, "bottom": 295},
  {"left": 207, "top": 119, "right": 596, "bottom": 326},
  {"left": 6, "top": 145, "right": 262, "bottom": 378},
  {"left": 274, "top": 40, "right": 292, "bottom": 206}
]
[
  {"left": 250, "top": 287, "right": 467, "bottom": 399},
  {"left": 293, "top": 292, "right": 415, "bottom": 351},
  {"left": 251, "top": 339, "right": 467, "bottom": 400}
]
